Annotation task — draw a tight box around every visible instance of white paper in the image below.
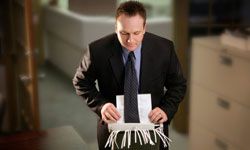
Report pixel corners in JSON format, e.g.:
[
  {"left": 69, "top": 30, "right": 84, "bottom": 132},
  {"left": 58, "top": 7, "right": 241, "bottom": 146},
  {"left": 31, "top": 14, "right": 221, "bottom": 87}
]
[{"left": 116, "top": 94, "right": 152, "bottom": 124}]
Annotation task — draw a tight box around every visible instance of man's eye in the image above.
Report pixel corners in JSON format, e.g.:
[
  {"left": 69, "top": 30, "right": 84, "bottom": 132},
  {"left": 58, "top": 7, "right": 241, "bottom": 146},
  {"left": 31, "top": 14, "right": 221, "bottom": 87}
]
[
  {"left": 134, "top": 32, "right": 141, "bottom": 35},
  {"left": 120, "top": 32, "right": 128, "bottom": 35}
]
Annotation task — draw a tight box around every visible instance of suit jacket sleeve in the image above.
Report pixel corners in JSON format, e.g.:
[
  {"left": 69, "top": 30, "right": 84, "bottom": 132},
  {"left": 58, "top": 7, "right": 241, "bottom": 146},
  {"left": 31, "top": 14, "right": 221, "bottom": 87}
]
[
  {"left": 160, "top": 42, "right": 187, "bottom": 124},
  {"left": 72, "top": 46, "right": 106, "bottom": 118}
]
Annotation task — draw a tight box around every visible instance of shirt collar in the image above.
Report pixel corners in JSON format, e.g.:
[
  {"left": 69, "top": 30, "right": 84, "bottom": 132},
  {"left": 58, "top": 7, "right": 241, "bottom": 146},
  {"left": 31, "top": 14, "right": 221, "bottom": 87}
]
[{"left": 122, "top": 44, "right": 142, "bottom": 61}]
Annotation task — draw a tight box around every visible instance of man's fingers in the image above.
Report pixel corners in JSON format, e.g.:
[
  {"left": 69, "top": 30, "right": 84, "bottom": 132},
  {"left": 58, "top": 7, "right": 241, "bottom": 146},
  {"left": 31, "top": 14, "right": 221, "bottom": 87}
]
[
  {"left": 148, "top": 108, "right": 157, "bottom": 117},
  {"left": 105, "top": 112, "right": 116, "bottom": 122},
  {"left": 112, "top": 106, "right": 121, "bottom": 118},
  {"left": 150, "top": 113, "right": 158, "bottom": 121},
  {"left": 102, "top": 117, "right": 114, "bottom": 124},
  {"left": 101, "top": 103, "right": 121, "bottom": 123},
  {"left": 102, "top": 112, "right": 116, "bottom": 124},
  {"left": 158, "top": 118, "right": 166, "bottom": 123},
  {"left": 109, "top": 105, "right": 121, "bottom": 119},
  {"left": 148, "top": 107, "right": 168, "bottom": 123},
  {"left": 151, "top": 113, "right": 162, "bottom": 123},
  {"left": 108, "top": 109, "right": 120, "bottom": 120}
]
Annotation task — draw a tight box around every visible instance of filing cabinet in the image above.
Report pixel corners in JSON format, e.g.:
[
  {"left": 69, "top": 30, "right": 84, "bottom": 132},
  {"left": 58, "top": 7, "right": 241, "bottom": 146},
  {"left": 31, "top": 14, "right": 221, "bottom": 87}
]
[{"left": 189, "top": 36, "right": 250, "bottom": 150}]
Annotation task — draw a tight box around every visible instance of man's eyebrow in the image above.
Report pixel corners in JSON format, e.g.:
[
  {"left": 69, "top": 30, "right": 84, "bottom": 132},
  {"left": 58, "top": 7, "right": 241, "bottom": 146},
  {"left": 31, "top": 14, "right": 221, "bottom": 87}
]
[{"left": 120, "top": 30, "right": 142, "bottom": 33}]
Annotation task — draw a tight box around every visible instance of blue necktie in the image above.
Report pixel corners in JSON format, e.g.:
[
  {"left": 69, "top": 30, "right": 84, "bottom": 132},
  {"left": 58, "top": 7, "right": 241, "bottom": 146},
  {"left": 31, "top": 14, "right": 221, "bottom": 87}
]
[{"left": 124, "top": 52, "right": 140, "bottom": 123}]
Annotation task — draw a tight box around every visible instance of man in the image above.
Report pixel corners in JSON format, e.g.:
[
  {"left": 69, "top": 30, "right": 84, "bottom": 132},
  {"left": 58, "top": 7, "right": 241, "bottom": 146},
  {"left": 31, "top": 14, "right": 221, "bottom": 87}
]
[{"left": 73, "top": 1, "right": 186, "bottom": 150}]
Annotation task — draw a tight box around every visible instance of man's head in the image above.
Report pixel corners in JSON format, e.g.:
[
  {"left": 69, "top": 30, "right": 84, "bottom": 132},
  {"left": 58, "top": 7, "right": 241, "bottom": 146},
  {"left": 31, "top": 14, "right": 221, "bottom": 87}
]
[{"left": 115, "top": 1, "right": 147, "bottom": 51}]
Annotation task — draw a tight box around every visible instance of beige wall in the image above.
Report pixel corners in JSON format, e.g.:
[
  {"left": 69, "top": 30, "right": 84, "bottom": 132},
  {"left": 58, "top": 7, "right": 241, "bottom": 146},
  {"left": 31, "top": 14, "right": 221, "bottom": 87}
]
[{"left": 69, "top": 0, "right": 116, "bottom": 16}]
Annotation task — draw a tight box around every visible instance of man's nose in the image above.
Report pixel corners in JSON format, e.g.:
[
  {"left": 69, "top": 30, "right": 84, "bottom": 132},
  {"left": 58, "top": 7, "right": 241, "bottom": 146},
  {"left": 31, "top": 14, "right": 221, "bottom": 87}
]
[{"left": 127, "top": 34, "right": 134, "bottom": 43}]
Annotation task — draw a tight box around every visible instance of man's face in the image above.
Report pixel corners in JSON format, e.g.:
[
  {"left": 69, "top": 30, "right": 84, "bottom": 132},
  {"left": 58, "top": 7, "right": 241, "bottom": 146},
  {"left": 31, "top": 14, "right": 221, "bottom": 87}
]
[{"left": 116, "top": 14, "right": 146, "bottom": 51}]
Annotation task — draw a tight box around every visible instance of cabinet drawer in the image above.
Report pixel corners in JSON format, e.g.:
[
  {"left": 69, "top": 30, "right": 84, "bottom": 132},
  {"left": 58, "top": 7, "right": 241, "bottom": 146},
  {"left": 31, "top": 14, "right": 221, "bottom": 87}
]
[
  {"left": 191, "top": 44, "right": 250, "bottom": 107},
  {"left": 189, "top": 123, "right": 239, "bottom": 150},
  {"left": 190, "top": 84, "right": 250, "bottom": 150}
]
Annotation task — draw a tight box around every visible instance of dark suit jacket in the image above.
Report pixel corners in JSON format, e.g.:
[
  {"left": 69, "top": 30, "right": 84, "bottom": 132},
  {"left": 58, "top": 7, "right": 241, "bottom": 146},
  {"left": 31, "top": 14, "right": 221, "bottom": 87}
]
[{"left": 73, "top": 32, "right": 186, "bottom": 150}]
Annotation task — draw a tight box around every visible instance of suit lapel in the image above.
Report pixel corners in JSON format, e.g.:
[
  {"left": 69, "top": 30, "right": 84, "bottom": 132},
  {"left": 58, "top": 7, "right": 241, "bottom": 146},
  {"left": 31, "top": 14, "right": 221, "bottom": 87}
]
[
  {"left": 109, "top": 37, "right": 124, "bottom": 90},
  {"left": 139, "top": 33, "right": 154, "bottom": 93}
]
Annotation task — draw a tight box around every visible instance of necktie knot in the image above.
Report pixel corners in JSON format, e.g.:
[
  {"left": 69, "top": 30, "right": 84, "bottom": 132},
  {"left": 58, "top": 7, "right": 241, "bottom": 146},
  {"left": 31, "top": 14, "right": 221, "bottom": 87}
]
[
  {"left": 128, "top": 51, "right": 135, "bottom": 59},
  {"left": 127, "top": 52, "right": 135, "bottom": 65}
]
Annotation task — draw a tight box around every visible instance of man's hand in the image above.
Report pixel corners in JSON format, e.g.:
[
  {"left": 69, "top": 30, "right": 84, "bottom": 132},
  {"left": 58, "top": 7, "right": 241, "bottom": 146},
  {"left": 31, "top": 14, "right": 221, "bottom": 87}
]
[
  {"left": 101, "top": 103, "right": 121, "bottom": 124},
  {"left": 148, "top": 107, "right": 168, "bottom": 124}
]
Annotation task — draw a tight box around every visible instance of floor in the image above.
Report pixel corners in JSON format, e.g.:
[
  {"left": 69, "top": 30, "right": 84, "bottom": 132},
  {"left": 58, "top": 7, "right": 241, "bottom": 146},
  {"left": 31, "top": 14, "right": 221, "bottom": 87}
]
[{"left": 38, "top": 64, "right": 188, "bottom": 150}]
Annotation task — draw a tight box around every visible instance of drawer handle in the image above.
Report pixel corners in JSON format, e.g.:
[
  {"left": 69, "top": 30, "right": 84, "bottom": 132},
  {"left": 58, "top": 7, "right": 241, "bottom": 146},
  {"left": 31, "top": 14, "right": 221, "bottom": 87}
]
[
  {"left": 215, "top": 138, "right": 228, "bottom": 150},
  {"left": 217, "top": 98, "right": 230, "bottom": 110},
  {"left": 220, "top": 55, "right": 233, "bottom": 66}
]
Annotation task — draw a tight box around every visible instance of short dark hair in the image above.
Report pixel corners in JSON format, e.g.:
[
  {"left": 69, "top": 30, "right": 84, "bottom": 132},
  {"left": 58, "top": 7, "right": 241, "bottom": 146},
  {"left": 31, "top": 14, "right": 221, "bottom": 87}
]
[{"left": 116, "top": 1, "right": 146, "bottom": 26}]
